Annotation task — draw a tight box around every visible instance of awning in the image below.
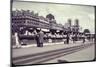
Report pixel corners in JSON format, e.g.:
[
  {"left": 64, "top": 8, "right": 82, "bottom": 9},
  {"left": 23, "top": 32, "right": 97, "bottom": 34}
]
[{"left": 41, "top": 29, "right": 49, "bottom": 32}]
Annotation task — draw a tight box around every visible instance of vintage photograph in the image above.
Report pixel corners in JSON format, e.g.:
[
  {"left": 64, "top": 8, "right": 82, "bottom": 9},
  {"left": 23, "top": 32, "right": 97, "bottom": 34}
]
[{"left": 11, "top": 0, "right": 96, "bottom": 66}]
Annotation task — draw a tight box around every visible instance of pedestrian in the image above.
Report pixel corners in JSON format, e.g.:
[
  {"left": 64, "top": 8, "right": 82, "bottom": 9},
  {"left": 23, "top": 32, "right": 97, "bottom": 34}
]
[
  {"left": 34, "top": 30, "right": 39, "bottom": 47},
  {"left": 82, "top": 34, "right": 85, "bottom": 43},
  {"left": 72, "top": 34, "right": 75, "bottom": 43},
  {"left": 15, "top": 32, "right": 21, "bottom": 48},
  {"left": 66, "top": 34, "right": 69, "bottom": 44},
  {"left": 64, "top": 34, "right": 69, "bottom": 44},
  {"left": 38, "top": 29, "right": 44, "bottom": 47}
]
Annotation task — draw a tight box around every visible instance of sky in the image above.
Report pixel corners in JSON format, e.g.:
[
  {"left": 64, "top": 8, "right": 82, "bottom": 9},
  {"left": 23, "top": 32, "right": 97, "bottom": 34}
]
[{"left": 12, "top": 1, "right": 95, "bottom": 33}]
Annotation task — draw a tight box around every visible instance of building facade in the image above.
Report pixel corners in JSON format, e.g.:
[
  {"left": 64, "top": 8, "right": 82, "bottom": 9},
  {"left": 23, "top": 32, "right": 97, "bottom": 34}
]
[{"left": 11, "top": 10, "right": 82, "bottom": 47}]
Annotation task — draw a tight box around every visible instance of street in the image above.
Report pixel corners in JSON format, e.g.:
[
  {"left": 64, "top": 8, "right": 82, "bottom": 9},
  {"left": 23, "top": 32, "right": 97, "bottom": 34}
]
[
  {"left": 44, "top": 43, "right": 95, "bottom": 63},
  {"left": 12, "top": 41, "right": 95, "bottom": 65}
]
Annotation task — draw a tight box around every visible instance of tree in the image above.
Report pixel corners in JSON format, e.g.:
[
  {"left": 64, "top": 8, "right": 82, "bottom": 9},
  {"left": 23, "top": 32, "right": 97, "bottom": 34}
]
[
  {"left": 46, "top": 14, "right": 55, "bottom": 20},
  {"left": 83, "top": 29, "right": 90, "bottom": 34}
]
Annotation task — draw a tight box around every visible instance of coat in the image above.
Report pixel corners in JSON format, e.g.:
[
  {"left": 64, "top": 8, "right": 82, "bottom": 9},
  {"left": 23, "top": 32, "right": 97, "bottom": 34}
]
[{"left": 38, "top": 31, "right": 44, "bottom": 44}]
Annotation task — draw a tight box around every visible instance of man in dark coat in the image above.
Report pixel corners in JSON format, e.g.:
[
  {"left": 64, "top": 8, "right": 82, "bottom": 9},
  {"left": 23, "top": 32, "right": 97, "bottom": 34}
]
[
  {"left": 35, "top": 33, "right": 40, "bottom": 47},
  {"left": 34, "top": 30, "right": 40, "bottom": 47},
  {"left": 64, "top": 34, "right": 70, "bottom": 44},
  {"left": 38, "top": 30, "right": 44, "bottom": 47},
  {"left": 66, "top": 34, "right": 70, "bottom": 44}
]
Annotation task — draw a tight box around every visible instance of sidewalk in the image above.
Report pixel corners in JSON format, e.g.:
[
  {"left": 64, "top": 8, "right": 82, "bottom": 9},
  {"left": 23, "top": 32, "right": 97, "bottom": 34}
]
[
  {"left": 13, "top": 40, "right": 88, "bottom": 48},
  {"left": 12, "top": 41, "right": 93, "bottom": 58}
]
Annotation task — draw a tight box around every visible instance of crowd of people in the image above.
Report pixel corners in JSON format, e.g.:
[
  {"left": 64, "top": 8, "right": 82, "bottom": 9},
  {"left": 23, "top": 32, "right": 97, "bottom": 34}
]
[
  {"left": 28, "top": 29, "right": 95, "bottom": 47},
  {"left": 12, "top": 28, "right": 95, "bottom": 48}
]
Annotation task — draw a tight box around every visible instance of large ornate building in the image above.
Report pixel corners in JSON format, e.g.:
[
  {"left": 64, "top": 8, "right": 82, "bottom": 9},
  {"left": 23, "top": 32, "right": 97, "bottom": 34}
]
[
  {"left": 12, "top": 10, "right": 65, "bottom": 35},
  {"left": 11, "top": 10, "right": 81, "bottom": 46}
]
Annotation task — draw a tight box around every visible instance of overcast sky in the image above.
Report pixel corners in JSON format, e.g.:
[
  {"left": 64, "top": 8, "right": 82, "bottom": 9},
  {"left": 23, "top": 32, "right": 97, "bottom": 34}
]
[{"left": 12, "top": 1, "right": 95, "bottom": 33}]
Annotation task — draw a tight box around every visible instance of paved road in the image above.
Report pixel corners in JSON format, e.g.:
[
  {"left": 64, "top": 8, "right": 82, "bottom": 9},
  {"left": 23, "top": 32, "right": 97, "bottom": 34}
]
[
  {"left": 44, "top": 44, "right": 95, "bottom": 63},
  {"left": 12, "top": 42, "right": 94, "bottom": 65},
  {"left": 12, "top": 41, "right": 91, "bottom": 57}
]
